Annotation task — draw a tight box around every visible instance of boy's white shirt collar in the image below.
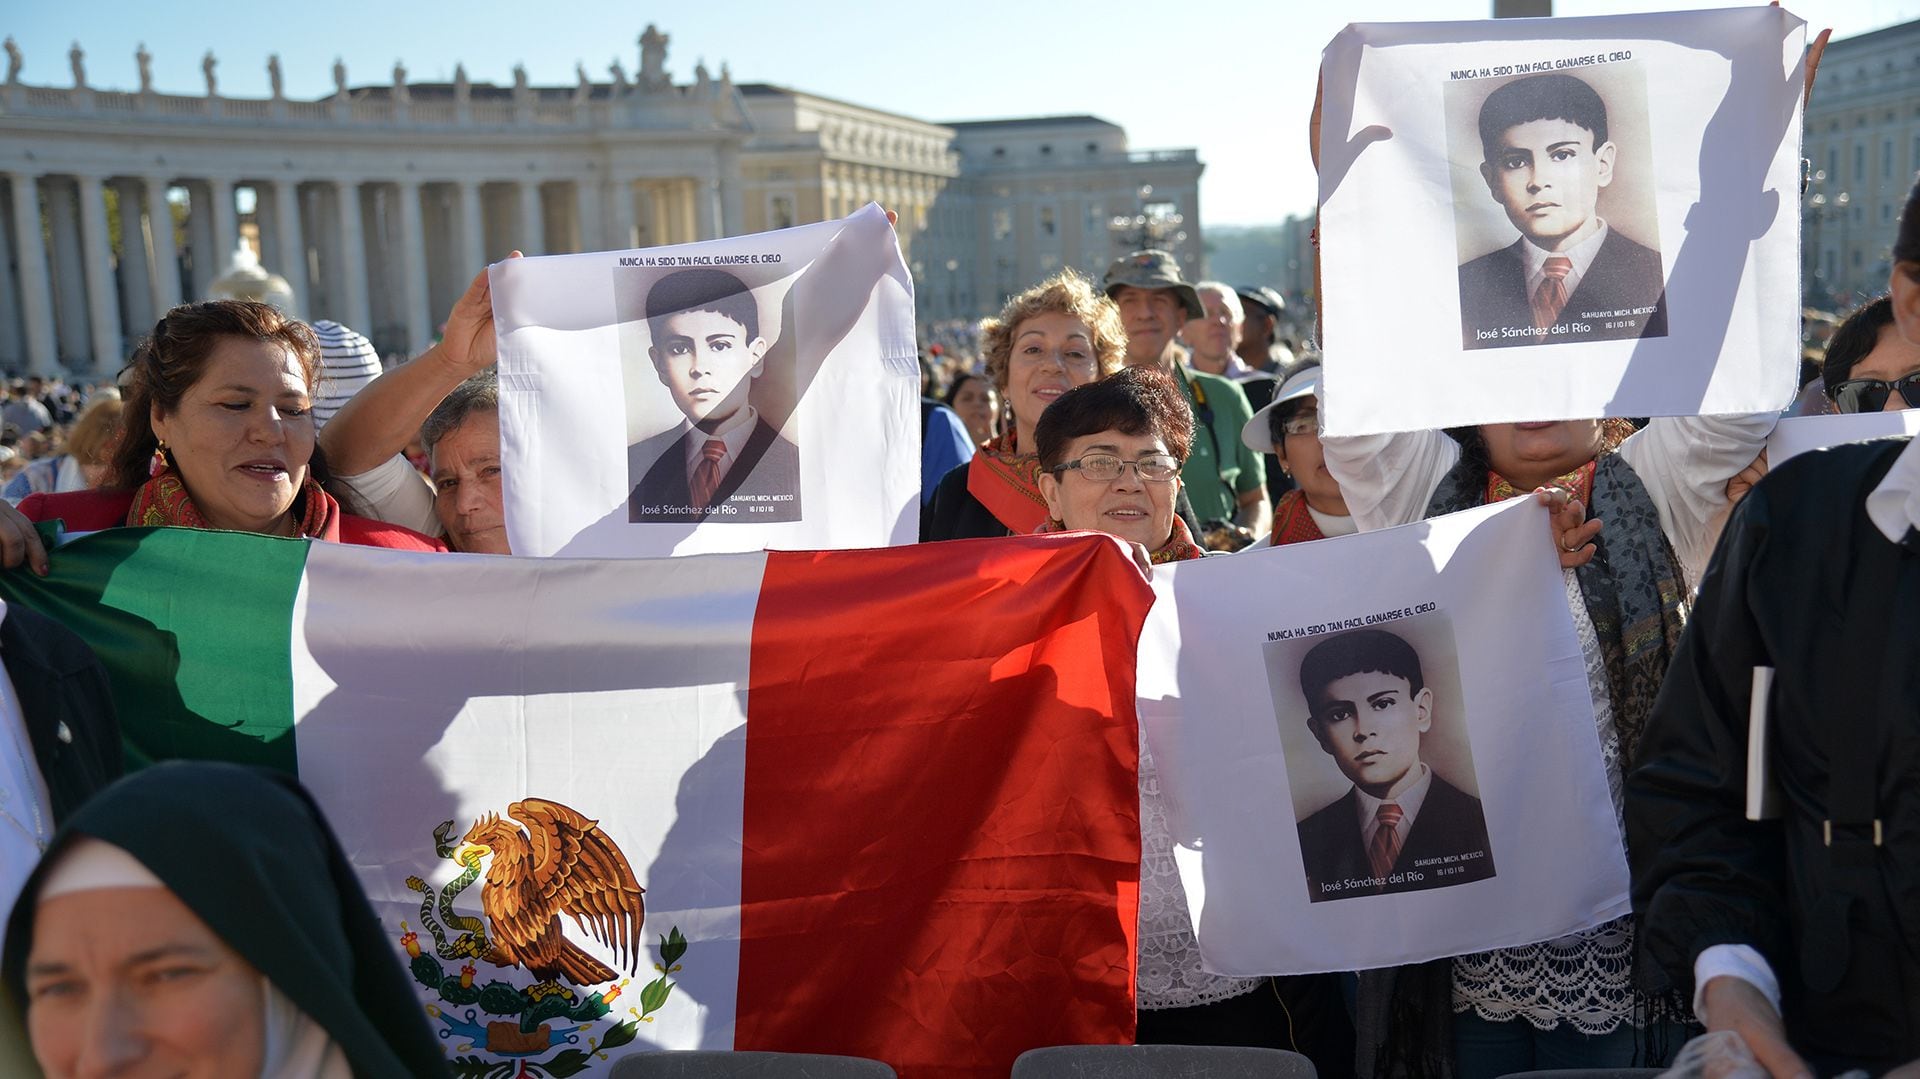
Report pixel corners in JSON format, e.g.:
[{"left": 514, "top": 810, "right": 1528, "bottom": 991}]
[
  {"left": 1353, "top": 761, "right": 1433, "bottom": 850},
  {"left": 1519, "top": 217, "right": 1610, "bottom": 302},
  {"left": 678, "top": 404, "right": 760, "bottom": 475},
  {"left": 1866, "top": 433, "right": 1920, "bottom": 542}
]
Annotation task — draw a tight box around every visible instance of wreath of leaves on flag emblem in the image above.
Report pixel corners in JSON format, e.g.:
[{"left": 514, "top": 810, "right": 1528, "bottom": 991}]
[{"left": 393, "top": 802, "right": 688, "bottom": 1076}]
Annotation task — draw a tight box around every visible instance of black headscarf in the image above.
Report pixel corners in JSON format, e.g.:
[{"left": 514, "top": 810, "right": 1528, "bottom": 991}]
[{"left": 3, "top": 761, "right": 451, "bottom": 1078}]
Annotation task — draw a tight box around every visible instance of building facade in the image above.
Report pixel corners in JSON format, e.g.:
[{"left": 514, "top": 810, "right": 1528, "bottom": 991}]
[
  {"left": 1802, "top": 18, "right": 1920, "bottom": 306},
  {"left": 0, "top": 29, "right": 1200, "bottom": 376}
]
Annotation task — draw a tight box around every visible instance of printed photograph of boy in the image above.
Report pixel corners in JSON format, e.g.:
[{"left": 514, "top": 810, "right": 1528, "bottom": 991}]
[
  {"left": 628, "top": 267, "right": 801, "bottom": 522},
  {"left": 1293, "top": 627, "right": 1495, "bottom": 902},
  {"left": 1455, "top": 70, "right": 1668, "bottom": 350}
]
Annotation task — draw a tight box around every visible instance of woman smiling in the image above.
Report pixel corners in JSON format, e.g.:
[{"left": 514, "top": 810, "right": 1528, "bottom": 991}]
[
  {"left": 923, "top": 271, "right": 1126, "bottom": 540},
  {"left": 11, "top": 302, "right": 441, "bottom": 552}
]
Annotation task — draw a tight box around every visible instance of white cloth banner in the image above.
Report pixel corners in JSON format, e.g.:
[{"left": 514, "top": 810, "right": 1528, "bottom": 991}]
[
  {"left": 1318, "top": 8, "right": 1806, "bottom": 435},
  {"left": 492, "top": 204, "right": 920, "bottom": 556},
  {"left": 1768, "top": 410, "right": 1920, "bottom": 466},
  {"left": 1137, "top": 499, "right": 1627, "bottom": 974}
]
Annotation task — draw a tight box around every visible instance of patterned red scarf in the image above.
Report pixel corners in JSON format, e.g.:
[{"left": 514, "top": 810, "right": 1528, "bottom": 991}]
[
  {"left": 128, "top": 467, "right": 340, "bottom": 540},
  {"left": 1269, "top": 489, "right": 1327, "bottom": 547},
  {"left": 1031, "top": 513, "right": 1204, "bottom": 563},
  {"left": 965, "top": 429, "right": 1050, "bottom": 535},
  {"left": 1150, "top": 515, "right": 1205, "bottom": 563},
  {"left": 1484, "top": 457, "right": 1597, "bottom": 508}
]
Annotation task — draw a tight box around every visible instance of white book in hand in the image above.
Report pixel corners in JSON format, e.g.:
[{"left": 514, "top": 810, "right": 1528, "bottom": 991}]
[{"left": 1746, "top": 667, "right": 1782, "bottom": 821}]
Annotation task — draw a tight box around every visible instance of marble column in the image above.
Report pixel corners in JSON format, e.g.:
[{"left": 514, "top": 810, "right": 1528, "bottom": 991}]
[
  {"left": 677, "top": 179, "right": 700, "bottom": 245},
  {"left": 395, "top": 180, "right": 432, "bottom": 356},
  {"left": 334, "top": 181, "right": 372, "bottom": 333},
  {"left": 113, "top": 178, "right": 154, "bottom": 333},
  {"left": 458, "top": 180, "right": 486, "bottom": 268},
  {"left": 573, "top": 179, "right": 602, "bottom": 252},
  {"left": 206, "top": 177, "right": 238, "bottom": 274},
  {"left": 696, "top": 171, "right": 720, "bottom": 241},
  {"left": 46, "top": 180, "right": 91, "bottom": 366},
  {"left": 608, "top": 178, "right": 637, "bottom": 251},
  {"left": 0, "top": 179, "right": 21, "bottom": 368},
  {"left": 717, "top": 144, "right": 742, "bottom": 238},
  {"left": 271, "top": 179, "right": 307, "bottom": 315},
  {"left": 6, "top": 175, "right": 57, "bottom": 375},
  {"left": 185, "top": 182, "right": 216, "bottom": 299},
  {"left": 74, "top": 174, "right": 124, "bottom": 371},
  {"left": 143, "top": 177, "right": 181, "bottom": 314},
  {"left": 518, "top": 181, "right": 544, "bottom": 255}
]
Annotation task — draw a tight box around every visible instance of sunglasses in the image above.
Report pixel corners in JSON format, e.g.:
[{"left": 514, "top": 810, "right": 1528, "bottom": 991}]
[{"left": 1831, "top": 373, "right": 1920, "bottom": 414}]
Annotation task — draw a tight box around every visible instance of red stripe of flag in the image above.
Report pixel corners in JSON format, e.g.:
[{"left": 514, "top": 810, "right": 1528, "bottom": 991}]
[{"left": 737, "top": 534, "right": 1151, "bottom": 1079}]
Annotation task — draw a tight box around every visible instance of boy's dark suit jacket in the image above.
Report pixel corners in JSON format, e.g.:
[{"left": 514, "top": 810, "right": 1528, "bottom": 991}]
[
  {"left": 628, "top": 418, "right": 801, "bottom": 523},
  {"left": 2, "top": 603, "right": 122, "bottom": 824},
  {"left": 1459, "top": 229, "right": 1668, "bottom": 349},
  {"left": 1296, "top": 772, "right": 1495, "bottom": 902}
]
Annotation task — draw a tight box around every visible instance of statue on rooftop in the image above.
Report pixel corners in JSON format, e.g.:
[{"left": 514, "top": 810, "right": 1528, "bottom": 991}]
[
  {"left": 136, "top": 43, "right": 153, "bottom": 94},
  {"left": 694, "top": 58, "right": 710, "bottom": 97},
  {"left": 609, "top": 58, "right": 629, "bottom": 94},
  {"left": 4, "top": 38, "right": 20, "bottom": 87},
  {"left": 639, "top": 24, "right": 668, "bottom": 91},
  {"left": 454, "top": 62, "right": 469, "bottom": 102},
  {"left": 68, "top": 41, "right": 86, "bottom": 89},
  {"left": 392, "top": 60, "right": 408, "bottom": 103},
  {"left": 201, "top": 50, "right": 218, "bottom": 97},
  {"left": 574, "top": 62, "right": 591, "bottom": 102},
  {"left": 512, "top": 63, "right": 529, "bottom": 99},
  {"left": 267, "top": 54, "right": 284, "bottom": 100},
  {"left": 332, "top": 57, "right": 348, "bottom": 99}
]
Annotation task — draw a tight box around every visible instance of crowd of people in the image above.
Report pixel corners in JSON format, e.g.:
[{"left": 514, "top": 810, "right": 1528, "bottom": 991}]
[{"left": 0, "top": 24, "right": 1918, "bottom": 1076}]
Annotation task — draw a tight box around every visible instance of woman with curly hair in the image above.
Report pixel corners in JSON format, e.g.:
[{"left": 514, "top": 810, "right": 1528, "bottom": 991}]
[{"left": 922, "top": 271, "right": 1125, "bottom": 540}]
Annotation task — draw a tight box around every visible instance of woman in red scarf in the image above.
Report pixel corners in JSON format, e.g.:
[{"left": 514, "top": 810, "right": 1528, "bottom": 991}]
[
  {"left": 14, "top": 302, "right": 441, "bottom": 552},
  {"left": 923, "top": 271, "right": 1126, "bottom": 540}
]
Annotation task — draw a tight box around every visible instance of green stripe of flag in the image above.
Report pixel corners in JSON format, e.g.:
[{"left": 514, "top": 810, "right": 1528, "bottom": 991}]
[{"left": 0, "top": 527, "right": 309, "bottom": 773}]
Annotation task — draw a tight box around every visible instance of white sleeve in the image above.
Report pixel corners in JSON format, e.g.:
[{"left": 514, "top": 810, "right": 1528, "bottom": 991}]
[
  {"left": 1692, "top": 943, "right": 1781, "bottom": 1026},
  {"left": 330, "top": 454, "right": 443, "bottom": 537},
  {"left": 1613, "top": 413, "right": 1776, "bottom": 587},
  {"left": 1319, "top": 428, "right": 1461, "bottom": 532}
]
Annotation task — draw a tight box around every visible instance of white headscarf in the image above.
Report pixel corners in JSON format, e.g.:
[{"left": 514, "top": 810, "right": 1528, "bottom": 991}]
[{"left": 37, "top": 837, "right": 352, "bottom": 1079}]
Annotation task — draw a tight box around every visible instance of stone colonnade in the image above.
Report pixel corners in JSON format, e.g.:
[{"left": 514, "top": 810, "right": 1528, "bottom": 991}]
[{"left": 0, "top": 170, "right": 725, "bottom": 375}]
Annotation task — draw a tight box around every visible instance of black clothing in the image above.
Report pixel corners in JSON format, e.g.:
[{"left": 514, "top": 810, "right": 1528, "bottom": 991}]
[
  {"left": 922, "top": 462, "right": 1011, "bottom": 541},
  {"left": 1459, "top": 231, "right": 1669, "bottom": 350},
  {"left": 4, "top": 761, "right": 453, "bottom": 1078},
  {"left": 1, "top": 602, "right": 119, "bottom": 824},
  {"left": 1297, "top": 774, "right": 1495, "bottom": 902},
  {"left": 1628, "top": 438, "right": 1920, "bottom": 1072},
  {"left": 1137, "top": 976, "right": 1356, "bottom": 1078}
]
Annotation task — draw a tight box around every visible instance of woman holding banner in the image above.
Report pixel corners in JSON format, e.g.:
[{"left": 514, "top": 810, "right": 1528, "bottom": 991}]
[
  {"left": 9, "top": 302, "right": 443, "bottom": 553},
  {"left": 1032, "top": 365, "right": 1355, "bottom": 1074},
  {"left": 923, "top": 271, "right": 1127, "bottom": 541}
]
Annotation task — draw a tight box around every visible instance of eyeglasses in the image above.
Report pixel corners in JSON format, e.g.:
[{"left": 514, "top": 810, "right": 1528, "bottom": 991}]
[
  {"left": 1052, "top": 453, "right": 1181, "bottom": 483},
  {"left": 1280, "top": 415, "right": 1321, "bottom": 437},
  {"left": 1832, "top": 373, "right": 1920, "bottom": 414}
]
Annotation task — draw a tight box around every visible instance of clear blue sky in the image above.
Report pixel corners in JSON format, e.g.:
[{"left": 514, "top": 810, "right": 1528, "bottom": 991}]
[{"left": 7, "top": 2, "right": 1916, "bottom": 227}]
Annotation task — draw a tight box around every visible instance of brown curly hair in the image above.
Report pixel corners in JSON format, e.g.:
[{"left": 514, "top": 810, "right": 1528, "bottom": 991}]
[
  {"left": 1035, "top": 365, "right": 1195, "bottom": 471},
  {"left": 981, "top": 270, "right": 1127, "bottom": 395},
  {"left": 105, "top": 301, "right": 323, "bottom": 491}
]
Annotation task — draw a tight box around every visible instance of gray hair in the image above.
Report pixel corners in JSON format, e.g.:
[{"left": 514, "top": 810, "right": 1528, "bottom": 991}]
[
  {"left": 1193, "top": 281, "right": 1244, "bottom": 324},
  {"left": 421, "top": 368, "right": 499, "bottom": 458}
]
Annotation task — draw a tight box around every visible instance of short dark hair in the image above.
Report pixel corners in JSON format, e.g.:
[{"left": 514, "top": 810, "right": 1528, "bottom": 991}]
[
  {"left": 943, "top": 372, "right": 992, "bottom": 410},
  {"left": 422, "top": 368, "right": 499, "bottom": 459},
  {"left": 1822, "top": 297, "right": 1896, "bottom": 398},
  {"left": 1299, "top": 628, "right": 1426, "bottom": 713},
  {"left": 1033, "top": 365, "right": 1194, "bottom": 471},
  {"left": 1478, "top": 73, "right": 1609, "bottom": 162},
  {"left": 645, "top": 268, "right": 758, "bottom": 343}
]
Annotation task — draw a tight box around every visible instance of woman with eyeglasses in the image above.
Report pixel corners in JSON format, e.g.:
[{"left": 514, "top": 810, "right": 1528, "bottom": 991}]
[
  {"left": 1029, "top": 365, "right": 1358, "bottom": 1074},
  {"left": 1236, "top": 360, "right": 1355, "bottom": 548},
  {"left": 923, "top": 271, "right": 1127, "bottom": 541}
]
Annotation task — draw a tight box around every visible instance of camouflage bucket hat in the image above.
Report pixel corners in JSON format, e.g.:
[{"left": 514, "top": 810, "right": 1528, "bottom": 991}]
[{"left": 1102, "top": 249, "right": 1204, "bottom": 321}]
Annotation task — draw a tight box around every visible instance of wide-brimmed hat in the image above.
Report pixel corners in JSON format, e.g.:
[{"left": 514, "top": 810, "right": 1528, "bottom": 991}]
[
  {"left": 1241, "top": 362, "right": 1321, "bottom": 454},
  {"left": 1102, "top": 250, "right": 1204, "bottom": 321}
]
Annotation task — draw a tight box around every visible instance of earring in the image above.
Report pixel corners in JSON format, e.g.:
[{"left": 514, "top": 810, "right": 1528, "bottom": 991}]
[{"left": 149, "top": 441, "right": 169, "bottom": 478}]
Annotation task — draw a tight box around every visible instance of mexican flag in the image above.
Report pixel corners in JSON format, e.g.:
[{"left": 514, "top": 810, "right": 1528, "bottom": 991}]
[{"left": 2, "top": 528, "right": 1150, "bottom": 1079}]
